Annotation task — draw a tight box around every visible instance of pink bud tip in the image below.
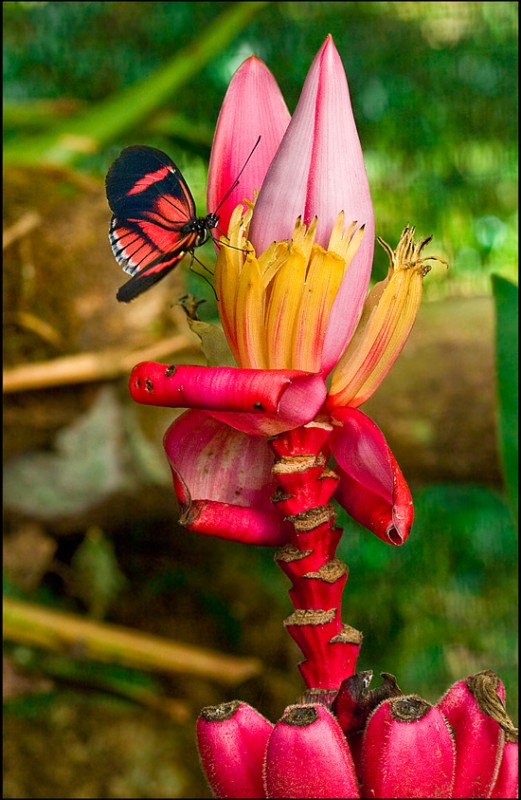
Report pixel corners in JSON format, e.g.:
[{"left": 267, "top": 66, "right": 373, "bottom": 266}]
[
  {"left": 361, "top": 695, "right": 455, "bottom": 798},
  {"left": 437, "top": 671, "right": 508, "bottom": 798},
  {"left": 265, "top": 703, "right": 361, "bottom": 798},
  {"left": 196, "top": 700, "right": 272, "bottom": 798},
  {"left": 490, "top": 737, "right": 519, "bottom": 799}
]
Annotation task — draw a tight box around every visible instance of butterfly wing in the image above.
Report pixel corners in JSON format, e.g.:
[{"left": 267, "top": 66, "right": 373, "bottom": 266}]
[{"left": 105, "top": 145, "right": 198, "bottom": 302}]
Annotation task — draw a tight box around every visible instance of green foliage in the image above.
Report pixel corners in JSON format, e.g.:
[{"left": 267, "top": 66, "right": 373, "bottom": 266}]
[
  {"left": 336, "top": 484, "right": 518, "bottom": 720},
  {"left": 71, "top": 527, "right": 128, "bottom": 619},
  {"left": 5, "top": 643, "right": 161, "bottom": 714},
  {"left": 3, "top": 2, "right": 269, "bottom": 167},
  {"left": 492, "top": 275, "right": 519, "bottom": 525},
  {"left": 3, "top": 1, "right": 518, "bottom": 295}
]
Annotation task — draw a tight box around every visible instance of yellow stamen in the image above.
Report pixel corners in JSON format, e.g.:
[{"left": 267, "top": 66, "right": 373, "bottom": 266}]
[
  {"left": 235, "top": 251, "right": 269, "bottom": 368},
  {"left": 328, "top": 213, "right": 362, "bottom": 262},
  {"left": 265, "top": 241, "right": 309, "bottom": 368},
  {"left": 214, "top": 205, "right": 365, "bottom": 371},
  {"left": 328, "top": 226, "right": 448, "bottom": 408},
  {"left": 214, "top": 203, "right": 253, "bottom": 363},
  {"left": 293, "top": 245, "right": 345, "bottom": 371}
]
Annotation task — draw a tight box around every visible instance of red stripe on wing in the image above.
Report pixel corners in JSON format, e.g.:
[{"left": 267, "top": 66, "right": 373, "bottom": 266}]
[
  {"left": 126, "top": 166, "right": 172, "bottom": 196},
  {"left": 110, "top": 217, "right": 197, "bottom": 277}
]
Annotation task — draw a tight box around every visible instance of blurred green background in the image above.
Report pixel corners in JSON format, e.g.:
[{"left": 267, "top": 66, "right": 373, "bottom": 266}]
[{"left": 3, "top": 2, "right": 518, "bottom": 798}]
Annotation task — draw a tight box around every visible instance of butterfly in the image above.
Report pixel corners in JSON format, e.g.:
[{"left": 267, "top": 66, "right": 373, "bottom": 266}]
[{"left": 105, "top": 138, "right": 260, "bottom": 303}]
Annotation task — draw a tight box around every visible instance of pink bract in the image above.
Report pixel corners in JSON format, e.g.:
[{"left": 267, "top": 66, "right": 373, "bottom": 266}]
[
  {"left": 207, "top": 55, "right": 290, "bottom": 236},
  {"left": 249, "top": 35, "right": 375, "bottom": 372}
]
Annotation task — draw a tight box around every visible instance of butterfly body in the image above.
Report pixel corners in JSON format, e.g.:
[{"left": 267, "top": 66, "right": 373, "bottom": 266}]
[
  {"left": 106, "top": 145, "right": 218, "bottom": 302},
  {"left": 179, "top": 212, "right": 219, "bottom": 249}
]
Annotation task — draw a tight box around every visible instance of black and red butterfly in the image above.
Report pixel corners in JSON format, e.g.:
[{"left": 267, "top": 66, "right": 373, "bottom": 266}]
[{"left": 105, "top": 138, "right": 260, "bottom": 303}]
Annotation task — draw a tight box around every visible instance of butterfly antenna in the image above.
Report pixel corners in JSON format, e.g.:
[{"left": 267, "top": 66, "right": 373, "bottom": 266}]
[{"left": 212, "top": 135, "right": 261, "bottom": 215}]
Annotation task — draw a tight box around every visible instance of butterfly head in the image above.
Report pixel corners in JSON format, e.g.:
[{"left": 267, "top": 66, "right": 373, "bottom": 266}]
[{"left": 182, "top": 213, "right": 220, "bottom": 249}]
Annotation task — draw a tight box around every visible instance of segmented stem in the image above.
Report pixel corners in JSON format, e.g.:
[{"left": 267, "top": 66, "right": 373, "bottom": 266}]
[{"left": 270, "top": 424, "right": 362, "bottom": 692}]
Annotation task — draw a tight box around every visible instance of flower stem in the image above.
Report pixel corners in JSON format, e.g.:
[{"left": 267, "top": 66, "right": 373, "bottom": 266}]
[{"left": 269, "top": 423, "right": 362, "bottom": 692}]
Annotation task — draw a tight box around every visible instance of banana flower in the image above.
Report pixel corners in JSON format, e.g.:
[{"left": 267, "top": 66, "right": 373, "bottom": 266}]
[{"left": 130, "top": 35, "right": 439, "bottom": 552}]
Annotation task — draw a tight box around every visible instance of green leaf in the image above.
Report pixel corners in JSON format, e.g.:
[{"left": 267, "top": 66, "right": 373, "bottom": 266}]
[
  {"left": 492, "top": 274, "right": 518, "bottom": 526},
  {"left": 71, "top": 527, "right": 127, "bottom": 619}
]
